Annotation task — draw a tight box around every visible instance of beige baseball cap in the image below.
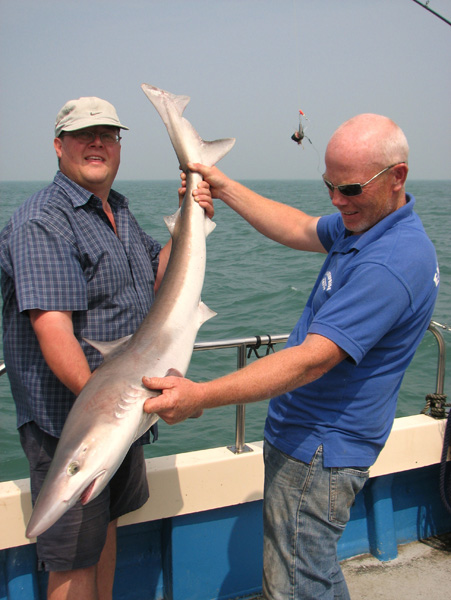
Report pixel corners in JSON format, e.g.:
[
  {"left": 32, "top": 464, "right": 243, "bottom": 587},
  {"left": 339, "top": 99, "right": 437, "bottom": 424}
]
[{"left": 54, "top": 97, "right": 129, "bottom": 137}]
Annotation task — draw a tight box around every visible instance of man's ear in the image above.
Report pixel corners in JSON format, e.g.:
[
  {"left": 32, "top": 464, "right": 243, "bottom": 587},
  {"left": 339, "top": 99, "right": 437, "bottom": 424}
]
[
  {"left": 54, "top": 137, "right": 63, "bottom": 159},
  {"left": 393, "top": 162, "right": 408, "bottom": 191}
]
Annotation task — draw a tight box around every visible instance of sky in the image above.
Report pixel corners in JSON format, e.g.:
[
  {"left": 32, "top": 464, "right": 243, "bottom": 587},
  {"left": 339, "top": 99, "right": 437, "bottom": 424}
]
[{"left": 0, "top": 0, "right": 450, "bottom": 182}]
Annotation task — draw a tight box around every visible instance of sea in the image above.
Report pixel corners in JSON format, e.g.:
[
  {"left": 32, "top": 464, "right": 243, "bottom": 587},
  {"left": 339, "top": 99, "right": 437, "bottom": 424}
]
[{"left": 0, "top": 179, "right": 450, "bottom": 483}]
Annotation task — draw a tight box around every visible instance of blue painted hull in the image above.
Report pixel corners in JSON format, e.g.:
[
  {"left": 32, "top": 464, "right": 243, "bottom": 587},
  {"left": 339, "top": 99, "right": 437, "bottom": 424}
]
[{"left": 1, "top": 463, "right": 450, "bottom": 600}]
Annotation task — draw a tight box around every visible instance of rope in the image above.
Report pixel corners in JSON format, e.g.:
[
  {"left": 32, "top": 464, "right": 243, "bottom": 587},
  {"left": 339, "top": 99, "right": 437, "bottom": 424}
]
[
  {"left": 420, "top": 393, "right": 449, "bottom": 419},
  {"left": 439, "top": 410, "right": 451, "bottom": 513},
  {"left": 247, "top": 335, "right": 275, "bottom": 359},
  {"left": 420, "top": 393, "right": 451, "bottom": 512}
]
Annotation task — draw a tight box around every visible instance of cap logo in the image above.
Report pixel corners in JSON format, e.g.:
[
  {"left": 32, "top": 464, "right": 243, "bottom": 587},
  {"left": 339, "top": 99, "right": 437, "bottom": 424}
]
[{"left": 90, "top": 111, "right": 102, "bottom": 116}]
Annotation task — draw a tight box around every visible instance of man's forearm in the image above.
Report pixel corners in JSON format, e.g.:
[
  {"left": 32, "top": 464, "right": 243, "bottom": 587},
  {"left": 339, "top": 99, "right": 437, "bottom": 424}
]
[
  {"left": 218, "top": 179, "right": 324, "bottom": 252},
  {"left": 198, "top": 334, "right": 346, "bottom": 409},
  {"left": 143, "top": 334, "right": 347, "bottom": 425},
  {"left": 29, "top": 309, "right": 92, "bottom": 396}
]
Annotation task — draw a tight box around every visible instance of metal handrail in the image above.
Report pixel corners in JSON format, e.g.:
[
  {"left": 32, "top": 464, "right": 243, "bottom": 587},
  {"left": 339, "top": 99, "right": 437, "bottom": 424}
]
[
  {"left": 194, "top": 334, "right": 290, "bottom": 454},
  {"left": 428, "top": 321, "right": 448, "bottom": 395},
  {"left": 194, "top": 324, "right": 449, "bottom": 453},
  {"left": 0, "top": 323, "right": 448, "bottom": 454}
]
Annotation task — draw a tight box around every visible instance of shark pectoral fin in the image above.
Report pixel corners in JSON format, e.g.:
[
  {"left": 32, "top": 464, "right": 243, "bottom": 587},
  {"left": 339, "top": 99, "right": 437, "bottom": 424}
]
[
  {"left": 199, "top": 138, "right": 236, "bottom": 167},
  {"left": 164, "top": 208, "right": 181, "bottom": 235},
  {"left": 83, "top": 335, "right": 132, "bottom": 358},
  {"left": 133, "top": 368, "right": 183, "bottom": 442},
  {"left": 198, "top": 301, "right": 217, "bottom": 325}
]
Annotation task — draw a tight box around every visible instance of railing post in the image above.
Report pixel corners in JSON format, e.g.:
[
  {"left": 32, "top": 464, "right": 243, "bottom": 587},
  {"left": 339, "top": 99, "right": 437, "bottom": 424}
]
[
  {"left": 428, "top": 321, "right": 447, "bottom": 395},
  {"left": 228, "top": 344, "right": 253, "bottom": 454}
]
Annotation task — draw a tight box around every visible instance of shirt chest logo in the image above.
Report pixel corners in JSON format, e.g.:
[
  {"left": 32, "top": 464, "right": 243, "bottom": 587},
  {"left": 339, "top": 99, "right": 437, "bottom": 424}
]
[
  {"left": 434, "top": 263, "right": 440, "bottom": 287},
  {"left": 321, "top": 270, "right": 333, "bottom": 292}
]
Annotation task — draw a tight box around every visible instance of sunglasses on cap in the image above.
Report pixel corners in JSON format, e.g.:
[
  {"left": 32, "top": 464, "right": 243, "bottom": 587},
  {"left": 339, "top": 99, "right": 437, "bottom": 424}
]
[{"left": 322, "top": 163, "right": 404, "bottom": 197}]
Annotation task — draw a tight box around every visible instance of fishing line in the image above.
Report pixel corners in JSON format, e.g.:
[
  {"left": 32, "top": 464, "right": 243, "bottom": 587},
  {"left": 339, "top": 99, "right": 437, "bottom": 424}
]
[
  {"left": 290, "top": 0, "right": 322, "bottom": 175},
  {"left": 292, "top": 0, "right": 303, "bottom": 120}
]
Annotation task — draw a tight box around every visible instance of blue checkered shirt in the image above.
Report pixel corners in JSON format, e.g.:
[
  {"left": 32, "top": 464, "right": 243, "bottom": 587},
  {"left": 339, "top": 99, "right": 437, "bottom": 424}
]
[{"left": 0, "top": 171, "right": 161, "bottom": 440}]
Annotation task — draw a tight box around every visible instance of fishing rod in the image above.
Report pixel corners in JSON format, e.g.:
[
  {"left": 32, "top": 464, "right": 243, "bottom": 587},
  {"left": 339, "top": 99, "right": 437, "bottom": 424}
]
[{"left": 411, "top": 0, "right": 451, "bottom": 26}]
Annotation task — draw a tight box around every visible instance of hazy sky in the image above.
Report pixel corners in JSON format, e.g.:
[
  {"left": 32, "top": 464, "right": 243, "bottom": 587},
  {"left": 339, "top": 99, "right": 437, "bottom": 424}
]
[{"left": 1, "top": 0, "right": 450, "bottom": 182}]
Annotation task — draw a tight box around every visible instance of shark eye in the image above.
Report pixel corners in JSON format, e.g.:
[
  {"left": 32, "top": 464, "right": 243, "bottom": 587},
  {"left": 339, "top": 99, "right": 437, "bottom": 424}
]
[{"left": 67, "top": 461, "right": 80, "bottom": 476}]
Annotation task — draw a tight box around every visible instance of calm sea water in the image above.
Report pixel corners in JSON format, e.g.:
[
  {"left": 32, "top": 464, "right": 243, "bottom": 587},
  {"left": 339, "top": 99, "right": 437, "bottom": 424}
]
[{"left": 0, "top": 179, "right": 450, "bottom": 482}]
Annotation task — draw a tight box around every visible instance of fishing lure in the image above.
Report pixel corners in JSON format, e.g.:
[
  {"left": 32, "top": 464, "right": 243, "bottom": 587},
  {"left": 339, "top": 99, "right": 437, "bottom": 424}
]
[{"left": 291, "top": 109, "right": 312, "bottom": 146}]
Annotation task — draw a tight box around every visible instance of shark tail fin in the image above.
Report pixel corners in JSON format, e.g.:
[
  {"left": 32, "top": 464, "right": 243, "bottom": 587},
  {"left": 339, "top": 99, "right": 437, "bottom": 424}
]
[{"left": 141, "top": 84, "right": 190, "bottom": 118}]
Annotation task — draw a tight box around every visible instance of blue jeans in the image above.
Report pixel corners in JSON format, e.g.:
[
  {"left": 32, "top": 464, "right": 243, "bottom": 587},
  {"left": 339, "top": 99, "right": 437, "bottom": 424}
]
[{"left": 263, "top": 441, "right": 369, "bottom": 600}]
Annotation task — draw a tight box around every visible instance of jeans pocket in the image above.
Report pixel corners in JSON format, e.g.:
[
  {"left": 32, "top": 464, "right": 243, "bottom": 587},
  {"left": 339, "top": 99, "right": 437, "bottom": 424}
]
[{"left": 329, "top": 467, "right": 369, "bottom": 527}]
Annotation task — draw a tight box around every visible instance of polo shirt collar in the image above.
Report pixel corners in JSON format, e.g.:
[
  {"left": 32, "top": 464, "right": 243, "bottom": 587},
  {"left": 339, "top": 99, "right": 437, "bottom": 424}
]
[
  {"left": 342, "top": 193, "right": 415, "bottom": 252},
  {"left": 53, "top": 170, "right": 129, "bottom": 209}
]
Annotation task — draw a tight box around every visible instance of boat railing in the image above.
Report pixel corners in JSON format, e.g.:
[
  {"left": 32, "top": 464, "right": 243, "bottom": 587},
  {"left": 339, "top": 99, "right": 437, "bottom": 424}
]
[
  {"left": 428, "top": 321, "right": 448, "bottom": 395},
  {"left": 193, "top": 333, "right": 290, "bottom": 454},
  {"left": 0, "top": 322, "right": 448, "bottom": 454}
]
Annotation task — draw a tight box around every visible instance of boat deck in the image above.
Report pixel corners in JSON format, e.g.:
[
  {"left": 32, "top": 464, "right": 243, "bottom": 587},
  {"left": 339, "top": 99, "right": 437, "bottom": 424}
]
[
  {"left": 343, "top": 533, "right": 451, "bottom": 599},
  {"left": 245, "top": 534, "right": 451, "bottom": 600}
]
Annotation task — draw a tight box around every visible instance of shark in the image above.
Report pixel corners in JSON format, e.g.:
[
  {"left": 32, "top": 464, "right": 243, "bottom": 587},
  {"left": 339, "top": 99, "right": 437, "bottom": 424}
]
[{"left": 26, "top": 85, "right": 235, "bottom": 538}]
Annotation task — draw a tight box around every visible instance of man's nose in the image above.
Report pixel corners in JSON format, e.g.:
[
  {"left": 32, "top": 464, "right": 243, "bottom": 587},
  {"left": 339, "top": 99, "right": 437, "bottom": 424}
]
[
  {"left": 330, "top": 189, "right": 348, "bottom": 207},
  {"left": 89, "top": 134, "right": 104, "bottom": 145}
]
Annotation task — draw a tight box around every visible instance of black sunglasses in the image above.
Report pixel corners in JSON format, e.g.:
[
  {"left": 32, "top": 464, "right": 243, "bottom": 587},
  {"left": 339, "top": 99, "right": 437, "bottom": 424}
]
[{"left": 322, "top": 163, "right": 403, "bottom": 197}]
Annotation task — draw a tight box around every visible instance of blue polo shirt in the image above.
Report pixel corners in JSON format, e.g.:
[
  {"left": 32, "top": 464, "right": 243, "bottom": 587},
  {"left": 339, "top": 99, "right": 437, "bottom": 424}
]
[
  {"left": 0, "top": 171, "right": 161, "bottom": 439},
  {"left": 264, "top": 194, "right": 439, "bottom": 467}
]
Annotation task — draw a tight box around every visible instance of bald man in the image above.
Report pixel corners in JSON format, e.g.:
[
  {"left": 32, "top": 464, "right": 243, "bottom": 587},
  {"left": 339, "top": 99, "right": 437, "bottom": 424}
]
[{"left": 143, "top": 114, "right": 440, "bottom": 600}]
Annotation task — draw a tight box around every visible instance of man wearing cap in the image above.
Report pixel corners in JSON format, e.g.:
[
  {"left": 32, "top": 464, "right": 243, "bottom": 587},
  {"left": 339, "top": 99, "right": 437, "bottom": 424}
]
[{"left": 0, "top": 97, "right": 212, "bottom": 599}]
